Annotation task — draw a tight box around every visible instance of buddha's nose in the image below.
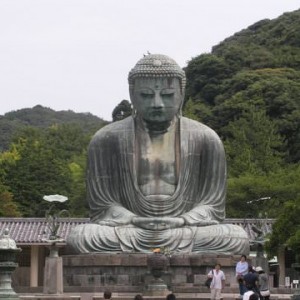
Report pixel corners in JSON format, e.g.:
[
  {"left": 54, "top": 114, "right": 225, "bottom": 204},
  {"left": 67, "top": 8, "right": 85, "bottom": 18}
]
[{"left": 152, "top": 93, "right": 164, "bottom": 108}]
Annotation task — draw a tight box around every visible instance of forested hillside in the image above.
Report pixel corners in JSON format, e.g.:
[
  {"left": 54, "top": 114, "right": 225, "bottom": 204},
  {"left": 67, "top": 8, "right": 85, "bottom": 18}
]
[
  {"left": 183, "top": 9, "right": 300, "bottom": 256},
  {"left": 0, "top": 105, "right": 107, "bottom": 151},
  {"left": 0, "top": 105, "right": 107, "bottom": 218}
]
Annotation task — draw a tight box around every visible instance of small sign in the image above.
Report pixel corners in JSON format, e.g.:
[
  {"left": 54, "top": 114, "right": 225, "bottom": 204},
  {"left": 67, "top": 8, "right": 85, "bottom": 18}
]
[
  {"left": 285, "top": 277, "right": 290, "bottom": 287},
  {"left": 293, "top": 280, "right": 299, "bottom": 284}
]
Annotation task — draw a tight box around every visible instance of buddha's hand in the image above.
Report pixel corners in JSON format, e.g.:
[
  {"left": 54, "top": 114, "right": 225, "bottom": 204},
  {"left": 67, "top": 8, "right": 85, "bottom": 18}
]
[
  {"left": 97, "top": 206, "right": 135, "bottom": 226},
  {"left": 182, "top": 217, "right": 219, "bottom": 226},
  {"left": 181, "top": 208, "right": 219, "bottom": 226},
  {"left": 132, "top": 216, "right": 185, "bottom": 230}
]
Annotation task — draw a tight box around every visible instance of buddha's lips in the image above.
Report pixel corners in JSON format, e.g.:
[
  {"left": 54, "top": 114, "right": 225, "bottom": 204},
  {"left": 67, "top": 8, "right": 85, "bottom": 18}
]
[{"left": 149, "top": 110, "right": 164, "bottom": 116}]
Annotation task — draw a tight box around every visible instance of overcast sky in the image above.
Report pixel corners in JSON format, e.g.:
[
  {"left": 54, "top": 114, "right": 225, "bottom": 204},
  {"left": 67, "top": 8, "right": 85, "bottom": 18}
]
[{"left": 0, "top": 0, "right": 299, "bottom": 121}]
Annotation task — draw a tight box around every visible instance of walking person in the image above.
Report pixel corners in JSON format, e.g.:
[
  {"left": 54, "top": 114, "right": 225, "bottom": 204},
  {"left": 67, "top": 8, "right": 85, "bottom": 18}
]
[
  {"left": 207, "top": 263, "right": 226, "bottom": 300},
  {"left": 256, "top": 266, "right": 270, "bottom": 300},
  {"left": 236, "top": 255, "right": 249, "bottom": 297}
]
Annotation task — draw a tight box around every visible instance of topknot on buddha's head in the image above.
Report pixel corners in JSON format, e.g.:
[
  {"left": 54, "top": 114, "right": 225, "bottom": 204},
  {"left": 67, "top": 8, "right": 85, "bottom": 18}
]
[{"left": 128, "top": 54, "right": 186, "bottom": 93}]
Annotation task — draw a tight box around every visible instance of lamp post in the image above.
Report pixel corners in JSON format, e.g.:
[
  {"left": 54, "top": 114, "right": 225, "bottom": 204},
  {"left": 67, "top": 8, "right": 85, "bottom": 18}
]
[
  {"left": 245, "top": 197, "right": 271, "bottom": 271},
  {"left": 42, "top": 194, "right": 68, "bottom": 294}
]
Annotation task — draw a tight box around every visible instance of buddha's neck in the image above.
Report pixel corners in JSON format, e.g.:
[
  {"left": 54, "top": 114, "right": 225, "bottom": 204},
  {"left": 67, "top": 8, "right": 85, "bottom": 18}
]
[{"left": 136, "top": 116, "right": 178, "bottom": 135}]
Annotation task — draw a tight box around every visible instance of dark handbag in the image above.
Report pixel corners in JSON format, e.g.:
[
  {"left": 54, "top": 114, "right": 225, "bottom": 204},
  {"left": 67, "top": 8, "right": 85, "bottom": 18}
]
[
  {"left": 205, "top": 277, "right": 212, "bottom": 288},
  {"left": 205, "top": 269, "right": 213, "bottom": 288},
  {"left": 236, "top": 274, "right": 244, "bottom": 284}
]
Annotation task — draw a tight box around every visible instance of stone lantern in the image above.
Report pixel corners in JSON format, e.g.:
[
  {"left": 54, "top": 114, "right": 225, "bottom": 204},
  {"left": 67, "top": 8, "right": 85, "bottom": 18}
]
[
  {"left": 0, "top": 229, "right": 21, "bottom": 300},
  {"left": 145, "top": 249, "right": 170, "bottom": 296}
]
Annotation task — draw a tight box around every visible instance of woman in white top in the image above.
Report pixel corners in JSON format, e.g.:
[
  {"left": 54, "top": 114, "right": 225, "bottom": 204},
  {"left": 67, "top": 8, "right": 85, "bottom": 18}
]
[{"left": 236, "top": 255, "right": 249, "bottom": 296}]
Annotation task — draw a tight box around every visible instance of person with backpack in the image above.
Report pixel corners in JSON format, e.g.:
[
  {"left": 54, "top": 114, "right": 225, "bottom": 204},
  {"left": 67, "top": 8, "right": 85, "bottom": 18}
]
[
  {"left": 207, "top": 263, "right": 226, "bottom": 300},
  {"left": 256, "top": 266, "right": 270, "bottom": 300}
]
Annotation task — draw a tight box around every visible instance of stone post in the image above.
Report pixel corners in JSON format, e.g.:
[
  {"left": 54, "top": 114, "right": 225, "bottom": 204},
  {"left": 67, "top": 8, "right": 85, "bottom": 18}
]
[
  {"left": 43, "top": 243, "right": 63, "bottom": 294},
  {"left": 291, "top": 263, "right": 300, "bottom": 300}
]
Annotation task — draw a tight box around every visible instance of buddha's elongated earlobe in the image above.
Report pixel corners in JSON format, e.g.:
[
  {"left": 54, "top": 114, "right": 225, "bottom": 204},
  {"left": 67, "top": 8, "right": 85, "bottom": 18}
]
[{"left": 132, "top": 107, "right": 137, "bottom": 118}]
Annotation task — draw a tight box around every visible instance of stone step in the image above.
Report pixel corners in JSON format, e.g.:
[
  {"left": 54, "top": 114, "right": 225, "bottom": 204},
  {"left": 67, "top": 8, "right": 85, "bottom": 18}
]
[{"left": 19, "top": 294, "right": 284, "bottom": 300}]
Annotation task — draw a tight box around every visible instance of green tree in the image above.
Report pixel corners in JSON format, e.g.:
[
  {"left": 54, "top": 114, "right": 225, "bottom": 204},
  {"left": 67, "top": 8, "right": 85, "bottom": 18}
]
[
  {"left": 185, "top": 54, "right": 233, "bottom": 106},
  {"left": 112, "top": 100, "right": 132, "bottom": 122},
  {"left": 266, "top": 196, "right": 300, "bottom": 258},
  {"left": 67, "top": 154, "right": 88, "bottom": 217},
  {"left": 223, "top": 108, "right": 284, "bottom": 176},
  {"left": 0, "top": 144, "right": 21, "bottom": 216},
  {"left": 0, "top": 190, "right": 21, "bottom": 217}
]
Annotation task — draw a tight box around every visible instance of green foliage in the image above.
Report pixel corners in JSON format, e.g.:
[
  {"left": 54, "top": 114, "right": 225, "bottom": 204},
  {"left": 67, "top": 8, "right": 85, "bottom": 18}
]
[
  {"left": 223, "top": 108, "right": 284, "bottom": 176},
  {"left": 67, "top": 156, "right": 88, "bottom": 217},
  {"left": 0, "top": 106, "right": 107, "bottom": 217},
  {"left": 227, "top": 165, "right": 300, "bottom": 220},
  {"left": 183, "top": 98, "right": 212, "bottom": 123},
  {"left": 185, "top": 54, "right": 234, "bottom": 106},
  {"left": 112, "top": 100, "right": 132, "bottom": 122},
  {"left": 0, "top": 145, "right": 21, "bottom": 217},
  {"left": 226, "top": 174, "right": 272, "bottom": 218},
  {"left": 0, "top": 105, "right": 107, "bottom": 151},
  {"left": 183, "top": 9, "right": 300, "bottom": 258},
  {"left": 184, "top": 10, "right": 300, "bottom": 164},
  {"left": 0, "top": 124, "right": 92, "bottom": 217},
  {"left": 0, "top": 190, "right": 21, "bottom": 217},
  {"left": 265, "top": 196, "right": 300, "bottom": 257}
]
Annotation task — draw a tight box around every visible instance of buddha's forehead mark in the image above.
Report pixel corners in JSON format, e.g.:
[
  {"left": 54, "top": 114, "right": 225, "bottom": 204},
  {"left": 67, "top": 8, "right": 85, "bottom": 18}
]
[{"left": 153, "top": 78, "right": 174, "bottom": 89}]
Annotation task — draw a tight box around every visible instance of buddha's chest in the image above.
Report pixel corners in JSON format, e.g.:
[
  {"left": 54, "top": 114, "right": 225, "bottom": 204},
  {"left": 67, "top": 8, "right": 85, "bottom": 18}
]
[{"left": 135, "top": 129, "right": 179, "bottom": 195}]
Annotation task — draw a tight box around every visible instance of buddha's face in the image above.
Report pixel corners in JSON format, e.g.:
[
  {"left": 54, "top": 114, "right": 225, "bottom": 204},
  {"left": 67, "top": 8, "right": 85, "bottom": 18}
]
[{"left": 131, "top": 77, "right": 183, "bottom": 124}]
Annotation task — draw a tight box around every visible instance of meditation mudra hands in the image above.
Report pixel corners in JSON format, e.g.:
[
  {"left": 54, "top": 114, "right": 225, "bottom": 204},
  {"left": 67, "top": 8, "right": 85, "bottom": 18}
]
[
  {"left": 97, "top": 206, "right": 218, "bottom": 229},
  {"left": 132, "top": 216, "right": 185, "bottom": 230}
]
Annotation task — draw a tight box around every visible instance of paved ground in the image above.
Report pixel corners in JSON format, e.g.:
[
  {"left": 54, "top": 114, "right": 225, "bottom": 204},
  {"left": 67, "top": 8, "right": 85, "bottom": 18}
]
[{"left": 18, "top": 291, "right": 294, "bottom": 300}]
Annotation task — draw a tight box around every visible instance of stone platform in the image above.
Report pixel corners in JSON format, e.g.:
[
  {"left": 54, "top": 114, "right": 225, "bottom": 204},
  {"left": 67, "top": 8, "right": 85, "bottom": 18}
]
[{"left": 62, "top": 253, "right": 243, "bottom": 293}]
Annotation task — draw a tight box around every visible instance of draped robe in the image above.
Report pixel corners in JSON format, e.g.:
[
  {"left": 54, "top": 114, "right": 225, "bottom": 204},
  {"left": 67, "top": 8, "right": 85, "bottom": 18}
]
[{"left": 67, "top": 116, "right": 249, "bottom": 254}]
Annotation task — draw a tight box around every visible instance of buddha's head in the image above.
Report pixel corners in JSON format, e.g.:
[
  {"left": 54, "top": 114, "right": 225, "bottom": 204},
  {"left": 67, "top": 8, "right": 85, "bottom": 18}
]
[{"left": 128, "top": 54, "right": 186, "bottom": 125}]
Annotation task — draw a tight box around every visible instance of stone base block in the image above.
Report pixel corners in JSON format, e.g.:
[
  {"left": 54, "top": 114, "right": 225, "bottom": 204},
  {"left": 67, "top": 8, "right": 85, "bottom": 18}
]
[
  {"left": 43, "top": 257, "right": 63, "bottom": 294},
  {"left": 62, "top": 253, "right": 246, "bottom": 292}
]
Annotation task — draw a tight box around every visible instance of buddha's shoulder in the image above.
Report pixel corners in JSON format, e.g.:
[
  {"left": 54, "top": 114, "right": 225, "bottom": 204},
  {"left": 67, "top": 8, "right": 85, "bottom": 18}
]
[
  {"left": 181, "top": 117, "right": 220, "bottom": 139},
  {"left": 91, "top": 117, "right": 133, "bottom": 141}
]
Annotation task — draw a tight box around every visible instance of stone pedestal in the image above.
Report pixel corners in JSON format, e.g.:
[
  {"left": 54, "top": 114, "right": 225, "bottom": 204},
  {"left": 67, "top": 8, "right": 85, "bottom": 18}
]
[
  {"left": 145, "top": 277, "right": 170, "bottom": 296},
  {"left": 43, "top": 257, "right": 63, "bottom": 294},
  {"left": 0, "top": 264, "right": 20, "bottom": 300},
  {"left": 62, "top": 253, "right": 244, "bottom": 293}
]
